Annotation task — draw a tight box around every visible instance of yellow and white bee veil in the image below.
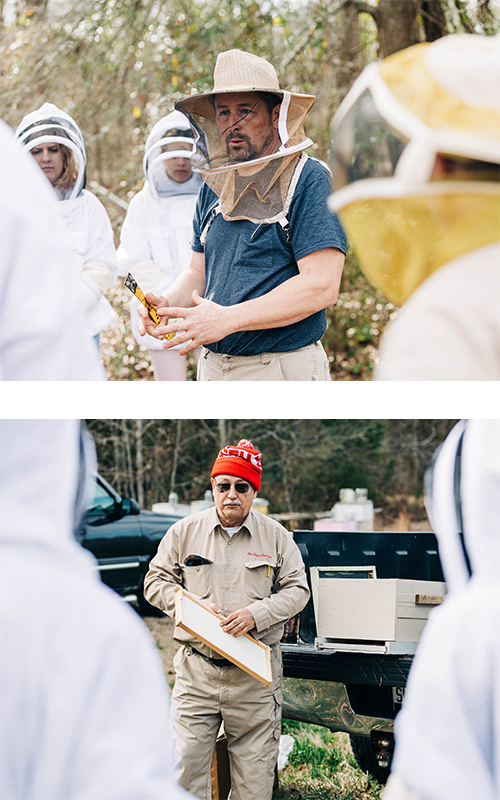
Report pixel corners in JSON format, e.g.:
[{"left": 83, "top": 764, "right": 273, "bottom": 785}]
[
  {"left": 175, "top": 49, "right": 315, "bottom": 223},
  {"left": 329, "top": 34, "right": 500, "bottom": 306}
]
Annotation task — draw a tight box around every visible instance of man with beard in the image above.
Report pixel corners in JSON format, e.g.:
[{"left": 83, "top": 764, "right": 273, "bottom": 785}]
[
  {"left": 144, "top": 439, "right": 310, "bottom": 798},
  {"left": 137, "top": 49, "right": 346, "bottom": 381}
]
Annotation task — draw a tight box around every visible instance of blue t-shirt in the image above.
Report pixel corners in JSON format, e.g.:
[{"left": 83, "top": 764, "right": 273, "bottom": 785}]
[{"left": 192, "top": 156, "right": 347, "bottom": 356}]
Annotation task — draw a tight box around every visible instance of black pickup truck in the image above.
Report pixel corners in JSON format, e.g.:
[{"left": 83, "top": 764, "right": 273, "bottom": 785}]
[
  {"left": 280, "top": 530, "right": 445, "bottom": 782},
  {"left": 80, "top": 473, "right": 182, "bottom": 613}
]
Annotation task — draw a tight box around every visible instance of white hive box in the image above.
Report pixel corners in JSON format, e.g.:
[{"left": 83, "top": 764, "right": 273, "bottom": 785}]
[{"left": 315, "top": 577, "right": 446, "bottom": 643}]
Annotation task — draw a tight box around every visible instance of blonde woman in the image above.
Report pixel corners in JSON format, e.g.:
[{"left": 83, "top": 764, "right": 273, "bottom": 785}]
[{"left": 16, "top": 104, "right": 117, "bottom": 352}]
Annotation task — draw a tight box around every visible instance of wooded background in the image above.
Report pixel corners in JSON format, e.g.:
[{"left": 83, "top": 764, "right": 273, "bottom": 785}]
[
  {"left": 86, "top": 419, "right": 457, "bottom": 526},
  {"left": 2, "top": 1, "right": 498, "bottom": 379}
]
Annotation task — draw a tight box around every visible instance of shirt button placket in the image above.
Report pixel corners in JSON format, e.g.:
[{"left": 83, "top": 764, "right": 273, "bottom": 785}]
[{"left": 224, "top": 539, "right": 233, "bottom": 609}]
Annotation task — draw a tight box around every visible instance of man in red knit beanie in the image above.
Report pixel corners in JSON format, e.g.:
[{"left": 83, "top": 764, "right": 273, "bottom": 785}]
[
  {"left": 144, "top": 437, "right": 310, "bottom": 800},
  {"left": 211, "top": 438, "right": 262, "bottom": 489}
]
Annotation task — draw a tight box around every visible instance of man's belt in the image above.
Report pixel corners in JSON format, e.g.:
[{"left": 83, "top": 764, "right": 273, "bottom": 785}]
[{"left": 190, "top": 647, "right": 237, "bottom": 668}]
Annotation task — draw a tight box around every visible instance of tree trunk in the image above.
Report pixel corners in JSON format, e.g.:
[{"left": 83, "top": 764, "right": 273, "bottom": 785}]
[
  {"left": 121, "top": 420, "right": 134, "bottom": 499},
  {"left": 136, "top": 419, "right": 144, "bottom": 507},
  {"left": 170, "top": 419, "right": 182, "bottom": 494},
  {"left": 355, "top": 0, "right": 421, "bottom": 57},
  {"left": 333, "top": 0, "right": 363, "bottom": 104},
  {"left": 419, "top": 0, "right": 447, "bottom": 41},
  {"left": 218, "top": 419, "right": 227, "bottom": 449}
]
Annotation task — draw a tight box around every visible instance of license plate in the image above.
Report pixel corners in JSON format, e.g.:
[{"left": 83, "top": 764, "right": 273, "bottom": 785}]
[{"left": 392, "top": 686, "right": 405, "bottom": 709}]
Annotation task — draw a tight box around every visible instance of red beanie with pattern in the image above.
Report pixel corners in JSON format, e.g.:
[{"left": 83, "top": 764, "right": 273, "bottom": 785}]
[{"left": 211, "top": 439, "right": 262, "bottom": 490}]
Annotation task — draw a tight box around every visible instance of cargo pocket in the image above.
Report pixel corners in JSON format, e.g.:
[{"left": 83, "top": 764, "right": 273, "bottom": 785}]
[
  {"left": 272, "top": 690, "right": 282, "bottom": 744},
  {"left": 244, "top": 558, "right": 276, "bottom": 601},
  {"left": 181, "top": 557, "right": 213, "bottom": 598}
]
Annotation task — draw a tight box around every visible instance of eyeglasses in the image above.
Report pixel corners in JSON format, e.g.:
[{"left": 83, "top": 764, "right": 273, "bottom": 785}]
[{"left": 214, "top": 481, "right": 251, "bottom": 494}]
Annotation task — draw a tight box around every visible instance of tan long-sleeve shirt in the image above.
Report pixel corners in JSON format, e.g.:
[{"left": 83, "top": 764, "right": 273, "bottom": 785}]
[{"left": 144, "top": 506, "right": 310, "bottom": 655}]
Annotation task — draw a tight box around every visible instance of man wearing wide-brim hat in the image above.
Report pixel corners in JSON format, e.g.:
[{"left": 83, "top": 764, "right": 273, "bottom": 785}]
[{"left": 137, "top": 49, "right": 346, "bottom": 381}]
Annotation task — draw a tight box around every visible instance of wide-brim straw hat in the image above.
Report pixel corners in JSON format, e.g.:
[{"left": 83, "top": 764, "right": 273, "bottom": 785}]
[
  {"left": 175, "top": 49, "right": 315, "bottom": 175},
  {"left": 177, "top": 49, "right": 314, "bottom": 119}
]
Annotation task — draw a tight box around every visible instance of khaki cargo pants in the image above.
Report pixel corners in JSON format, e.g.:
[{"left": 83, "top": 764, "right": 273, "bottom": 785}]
[
  {"left": 197, "top": 341, "right": 331, "bottom": 381},
  {"left": 171, "top": 643, "right": 283, "bottom": 800}
]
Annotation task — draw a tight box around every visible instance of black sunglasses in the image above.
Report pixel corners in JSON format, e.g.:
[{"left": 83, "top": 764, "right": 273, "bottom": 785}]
[{"left": 214, "top": 481, "right": 251, "bottom": 494}]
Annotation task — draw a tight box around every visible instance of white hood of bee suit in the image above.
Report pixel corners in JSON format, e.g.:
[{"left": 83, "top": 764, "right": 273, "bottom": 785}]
[
  {"left": 15, "top": 103, "right": 86, "bottom": 200},
  {"left": 0, "top": 419, "right": 194, "bottom": 800},
  {"left": 143, "top": 111, "right": 202, "bottom": 199},
  {"left": 0, "top": 420, "right": 96, "bottom": 559},
  {"left": 424, "top": 419, "right": 500, "bottom": 594},
  {"left": 385, "top": 419, "right": 500, "bottom": 800}
]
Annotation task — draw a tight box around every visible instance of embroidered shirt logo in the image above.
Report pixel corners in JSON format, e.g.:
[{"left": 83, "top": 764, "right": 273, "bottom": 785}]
[{"left": 247, "top": 552, "right": 272, "bottom": 559}]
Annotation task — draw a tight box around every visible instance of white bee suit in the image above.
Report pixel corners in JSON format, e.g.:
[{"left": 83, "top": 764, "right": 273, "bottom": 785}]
[
  {"left": 0, "top": 420, "right": 193, "bottom": 800},
  {"left": 384, "top": 420, "right": 500, "bottom": 800},
  {"left": 117, "top": 111, "right": 202, "bottom": 350},
  {"left": 57, "top": 190, "right": 118, "bottom": 337},
  {"left": 16, "top": 104, "right": 117, "bottom": 338},
  {"left": 0, "top": 120, "right": 104, "bottom": 380}
]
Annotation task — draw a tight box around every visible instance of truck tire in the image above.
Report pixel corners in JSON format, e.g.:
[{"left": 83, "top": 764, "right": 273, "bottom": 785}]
[{"left": 349, "top": 735, "right": 393, "bottom": 784}]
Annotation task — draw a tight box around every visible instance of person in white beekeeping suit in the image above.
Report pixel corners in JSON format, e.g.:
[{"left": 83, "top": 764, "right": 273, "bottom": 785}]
[
  {"left": 329, "top": 34, "right": 500, "bottom": 380},
  {"left": 117, "top": 111, "right": 202, "bottom": 380},
  {"left": 383, "top": 419, "right": 500, "bottom": 800},
  {"left": 0, "top": 119, "right": 104, "bottom": 380},
  {"left": 0, "top": 419, "right": 194, "bottom": 800},
  {"left": 15, "top": 103, "right": 118, "bottom": 359}
]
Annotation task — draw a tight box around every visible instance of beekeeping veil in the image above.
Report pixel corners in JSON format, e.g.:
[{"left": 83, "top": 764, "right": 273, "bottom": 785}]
[
  {"left": 387, "top": 418, "right": 500, "bottom": 800},
  {"left": 424, "top": 419, "right": 500, "bottom": 594},
  {"left": 15, "top": 103, "right": 86, "bottom": 200},
  {"left": 143, "top": 110, "right": 201, "bottom": 199},
  {"left": 328, "top": 34, "right": 500, "bottom": 306},
  {"left": 175, "top": 49, "right": 315, "bottom": 223}
]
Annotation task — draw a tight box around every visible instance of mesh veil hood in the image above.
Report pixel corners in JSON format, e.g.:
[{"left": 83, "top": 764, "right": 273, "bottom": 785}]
[
  {"left": 142, "top": 110, "right": 201, "bottom": 198},
  {"left": 15, "top": 103, "right": 86, "bottom": 199},
  {"left": 175, "top": 49, "right": 315, "bottom": 222},
  {"left": 424, "top": 420, "right": 500, "bottom": 594},
  {"left": 328, "top": 35, "right": 500, "bottom": 305}
]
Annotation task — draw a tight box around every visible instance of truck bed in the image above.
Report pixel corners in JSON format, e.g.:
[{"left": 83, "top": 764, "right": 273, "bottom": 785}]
[
  {"left": 282, "top": 643, "right": 413, "bottom": 686},
  {"left": 290, "top": 530, "right": 444, "bottom": 643}
]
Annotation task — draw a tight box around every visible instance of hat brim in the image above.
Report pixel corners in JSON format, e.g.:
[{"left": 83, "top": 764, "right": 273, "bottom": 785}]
[
  {"left": 211, "top": 456, "right": 261, "bottom": 491},
  {"left": 176, "top": 88, "right": 314, "bottom": 121}
]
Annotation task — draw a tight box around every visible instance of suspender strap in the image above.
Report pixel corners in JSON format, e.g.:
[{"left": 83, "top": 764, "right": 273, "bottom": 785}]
[{"left": 200, "top": 202, "right": 221, "bottom": 246}]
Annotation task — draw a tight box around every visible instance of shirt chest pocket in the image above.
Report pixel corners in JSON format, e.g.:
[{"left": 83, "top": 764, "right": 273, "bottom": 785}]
[
  {"left": 181, "top": 556, "right": 213, "bottom": 599},
  {"left": 244, "top": 558, "right": 276, "bottom": 600},
  {"left": 231, "top": 224, "right": 283, "bottom": 271}
]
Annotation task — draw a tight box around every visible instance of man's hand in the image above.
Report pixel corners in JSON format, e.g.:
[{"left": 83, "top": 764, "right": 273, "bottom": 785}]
[
  {"left": 204, "top": 599, "right": 222, "bottom": 614},
  {"left": 137, "top": 291, "right": 171, "bottom": 339},
  {"left": 154, "top": 290, "right": 234, "bottom": 356},
  {"left": 220, "top": 607, "right": 255, "bottom": 637}
]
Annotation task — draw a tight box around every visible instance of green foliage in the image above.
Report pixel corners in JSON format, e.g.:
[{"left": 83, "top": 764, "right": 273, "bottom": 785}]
[
  {"left": 324, "top": 244, "right": 395, "bottom": 380},
  {"left": 274, "top": 721, "right": 382, "bottom": 800},
  {"left": 284, "top": 721, "right": 344, "bottom": 773}
]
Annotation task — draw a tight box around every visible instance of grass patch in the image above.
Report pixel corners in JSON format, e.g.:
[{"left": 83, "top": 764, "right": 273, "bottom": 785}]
[{"left": 273, "top": 721, "right": 382, "bottom": 800}]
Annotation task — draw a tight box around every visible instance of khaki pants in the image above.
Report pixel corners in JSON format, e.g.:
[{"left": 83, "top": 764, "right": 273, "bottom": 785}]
[
  {"left": 197, "top": 341, "right": 331, "bottom": 381},
  {"left": 171, "top": 644, "right": 283, "bottom": 800}
]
